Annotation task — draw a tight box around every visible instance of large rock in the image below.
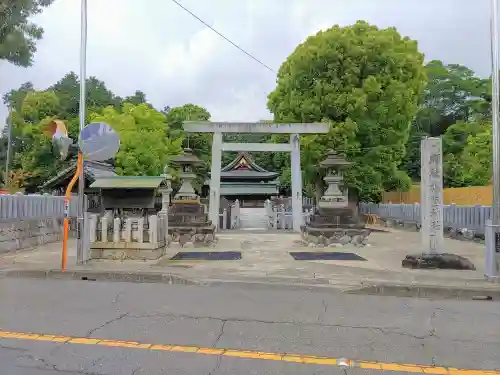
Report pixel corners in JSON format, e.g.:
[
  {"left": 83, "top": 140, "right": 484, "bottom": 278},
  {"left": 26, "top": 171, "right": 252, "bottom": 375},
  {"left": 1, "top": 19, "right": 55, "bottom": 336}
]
[{"left": 402, "top": 253, "right": 476, "bottom": 270}]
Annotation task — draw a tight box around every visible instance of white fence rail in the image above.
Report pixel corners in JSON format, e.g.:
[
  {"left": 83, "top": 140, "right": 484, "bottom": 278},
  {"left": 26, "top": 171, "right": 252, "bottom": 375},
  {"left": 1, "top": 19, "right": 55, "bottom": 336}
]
[
  {"left": 89, "top": 214, "right": 165, "bottom": 246},
  {"left": 0, "top": 194, "right": 79, "bottom": 222},
  {"left": 360, "top": 203, "right": 491, "bottom": 234},
  {"left": 265, "top": 200, "right": 313, "bottom": 230}
]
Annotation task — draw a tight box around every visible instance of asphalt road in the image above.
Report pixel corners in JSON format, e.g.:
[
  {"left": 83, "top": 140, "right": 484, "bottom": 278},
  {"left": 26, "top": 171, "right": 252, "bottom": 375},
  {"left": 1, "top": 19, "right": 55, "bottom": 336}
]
[{"left": 0, "top": 278, "right": 499, "bottom": 375}]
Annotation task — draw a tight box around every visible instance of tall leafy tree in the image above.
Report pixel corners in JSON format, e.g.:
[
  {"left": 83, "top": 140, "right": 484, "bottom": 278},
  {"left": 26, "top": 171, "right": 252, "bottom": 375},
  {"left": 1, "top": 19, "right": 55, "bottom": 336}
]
[
  {"left": 268, "top": 21, "right": 426, "bottom": 201},
  {"left": 442, "top": 120, "right": 491, "bottom": 187},
  {"left": 124, "top": 90, "right": 148, "bottom": 105},
  {"left": 49, "top": 73, "right": 123, "bottom": 122},
  {"left": 10, "top": 91, "right": 64, "bottom": 189},
  {"left": 3, "top": 81, "right": 34, "bottom": 110},
  {"left": 402, "top": 61, "right": 490, "bottom": 182},
  {"left": 0, "top": 0, "right": 55, "bottom": 67},
  {"left": 90, "top": 103, "right": 183, "bottom": 176}
]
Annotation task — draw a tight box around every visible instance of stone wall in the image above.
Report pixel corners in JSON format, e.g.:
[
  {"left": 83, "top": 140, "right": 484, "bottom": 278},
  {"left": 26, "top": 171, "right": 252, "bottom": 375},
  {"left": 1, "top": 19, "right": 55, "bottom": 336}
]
[
  {"left": 0, "top": 219, "right": 65, "bottom": 253},
  {"left": 376, "top": 217, "right": 485, "bottom": 243}
]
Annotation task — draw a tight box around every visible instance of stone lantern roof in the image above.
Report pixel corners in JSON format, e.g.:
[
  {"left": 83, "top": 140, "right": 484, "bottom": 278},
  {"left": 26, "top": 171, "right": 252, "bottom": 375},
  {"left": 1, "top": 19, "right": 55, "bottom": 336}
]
[
  {"left": 171, "top": 148, "right": 203, "bottom": 167},
  {"left": 319, "top": 151, "right": 352, "bottom": 169}
]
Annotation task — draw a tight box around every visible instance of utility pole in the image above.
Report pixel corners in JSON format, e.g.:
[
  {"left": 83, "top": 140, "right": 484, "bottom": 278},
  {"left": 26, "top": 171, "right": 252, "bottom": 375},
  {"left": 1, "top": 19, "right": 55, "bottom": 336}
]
[
  {"left": 492, "top": 0, "right": 500, "bottom": 224},
  {"left": 4, "top": 108, "right": 13, "bottom": 187},
  {"left": 77, "top": 0, "right": 88, "bottom": 264},
  {"left": 486, "top": 0, "right": 500, "bottom": 280}
]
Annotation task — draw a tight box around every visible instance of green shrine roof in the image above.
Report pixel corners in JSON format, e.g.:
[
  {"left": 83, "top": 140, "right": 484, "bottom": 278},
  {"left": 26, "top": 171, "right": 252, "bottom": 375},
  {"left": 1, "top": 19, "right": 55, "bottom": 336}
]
[
  {"left": 220, "top": 152, "right": 279, "bottom": 180},
  {"left": 89, "top": 176, "right": 165, "bottom": 189}
]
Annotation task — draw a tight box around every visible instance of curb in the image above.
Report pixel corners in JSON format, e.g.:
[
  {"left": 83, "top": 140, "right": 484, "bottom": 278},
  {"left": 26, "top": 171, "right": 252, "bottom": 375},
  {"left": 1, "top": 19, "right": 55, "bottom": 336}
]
[
  {"left": 347, "top": 283, "right": 500, "bottom": 300},
  {"left": 2, "top": 269, "right": 500, "bottom": 300},
  {"left": 0, "top": 269, "right": 198, "bottom": 285}
]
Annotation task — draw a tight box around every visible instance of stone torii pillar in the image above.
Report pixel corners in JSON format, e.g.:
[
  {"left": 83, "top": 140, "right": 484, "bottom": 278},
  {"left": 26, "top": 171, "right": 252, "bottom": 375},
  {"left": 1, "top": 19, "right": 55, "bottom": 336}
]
[
  {"left": 209, "top": 132, "right": 222, "bottom": 230},
  {"left": 290, "top": 133, "right": 303, "bottom": 231}
]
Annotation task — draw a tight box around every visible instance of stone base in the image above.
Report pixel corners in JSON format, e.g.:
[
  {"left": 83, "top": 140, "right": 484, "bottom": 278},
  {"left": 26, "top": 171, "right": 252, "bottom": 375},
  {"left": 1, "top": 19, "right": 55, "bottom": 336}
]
[
  {"left": 402, "top": 253, "right": 476, "bottom": 270},
  {"left": 90, "top": 241, "right": 167, "bottom": 261},
  {"left": 168, "top": 225, "right": 217, "bottom": 248},
  {"left": 300, "top": 226, "right": 372, "bottom": 247}
]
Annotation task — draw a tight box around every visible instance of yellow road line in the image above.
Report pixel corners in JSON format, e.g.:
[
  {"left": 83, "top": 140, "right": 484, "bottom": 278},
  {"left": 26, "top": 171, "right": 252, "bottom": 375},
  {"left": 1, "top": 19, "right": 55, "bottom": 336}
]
[{"left": 0, "top": 329, "right": 498, "bottom": 374}]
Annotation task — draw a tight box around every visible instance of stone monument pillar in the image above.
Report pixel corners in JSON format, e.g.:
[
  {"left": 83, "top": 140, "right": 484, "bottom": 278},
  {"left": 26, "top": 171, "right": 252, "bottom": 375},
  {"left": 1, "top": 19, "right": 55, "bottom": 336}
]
[
  {"left": 420, "top": 137, "right": 444, "bottom": 254},
  {"left": 401, "top": 137, "right": 475, "bottom": 270}
]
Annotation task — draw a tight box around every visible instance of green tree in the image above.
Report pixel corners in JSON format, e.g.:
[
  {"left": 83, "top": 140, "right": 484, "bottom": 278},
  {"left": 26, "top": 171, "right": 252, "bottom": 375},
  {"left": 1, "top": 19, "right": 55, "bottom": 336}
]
[
  {"left": 49, "top": 73, "right": 123, "bottom": 122},
  {"left": 0, "top": 0, "right": 55, "bottom": 67},
  {"left": 125, "top": 90, "right": 147, "bottom": 105},
  {"left": 402, "top": 61, "right": 490, "bottom": 182},
  {"left": 267, "top": 21, "right": 426, "bottom": 201},
  {"left": 10, "top": 91, "right": 65, "bottom": 189},
  {"left": 415, "top": 61, "right": 488, "bottom": 136},
  {"left": 165, "top": 104, "right": 212, "bottom": 184},
  {"left": 90, "top": 103, "right": 183, "bottom": 176},
  {"left": 3, "top": 82, "right": 34, "bottom": 111},
  {"left": 442, "top": 120, "right": 491, "bottom": 187},
  {"left": 459, "top": 125, "right": 492, "bottom": 187}
]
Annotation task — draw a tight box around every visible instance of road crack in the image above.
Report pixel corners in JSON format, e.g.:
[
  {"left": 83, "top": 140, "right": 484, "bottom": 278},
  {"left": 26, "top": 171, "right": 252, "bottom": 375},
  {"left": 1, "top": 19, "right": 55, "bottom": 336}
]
[
  {"left": 212, "top": 321, "right": 226, "bottom": 347},
  {"left": 85, "top": 312, "right": 129, "bottom": 337},
  {"left": 207, "top": 355, "right": 222, "bottom": 375},
  {"left": 127, "top": 311, "right": 439, "bottom": 341}
]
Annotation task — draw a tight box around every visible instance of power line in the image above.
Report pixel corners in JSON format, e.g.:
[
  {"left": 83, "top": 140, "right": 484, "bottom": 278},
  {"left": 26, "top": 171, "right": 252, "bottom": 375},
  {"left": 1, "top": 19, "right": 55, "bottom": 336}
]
[{"left": 170, "top": 0, "right": 276, "bottom": 74}]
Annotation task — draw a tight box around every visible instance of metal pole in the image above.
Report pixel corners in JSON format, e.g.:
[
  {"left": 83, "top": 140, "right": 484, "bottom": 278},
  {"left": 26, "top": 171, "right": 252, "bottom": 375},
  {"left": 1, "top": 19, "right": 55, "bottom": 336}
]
[
  {"left": 4, "top": 108, "right": 12, "bottom": 187},
  {"left": 77, "top": 0, "right": 88, "bottom": 264},
  {"left": 492, "top": 0, "right": 500, "bottom": 224}
]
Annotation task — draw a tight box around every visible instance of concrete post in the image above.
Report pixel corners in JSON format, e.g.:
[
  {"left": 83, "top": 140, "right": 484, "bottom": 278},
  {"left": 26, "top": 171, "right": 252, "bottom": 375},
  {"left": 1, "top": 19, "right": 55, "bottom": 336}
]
[
  {"left": 485, "top": 220, "right": 500, "bottom": 280},
  {"left": 82, "top": 212, "right": 91, "bottom": 263},
  {"left": 101, "top": 217, "right": 108, "bottom": 243},
  {"left": 290, "top": 134, "right": 303, "bottom": 232},
  {"left": 209, "top": 132, "right": 222, "bottom": 229},
  {"left": 137, "top": 217, "right": 144, "bottom": 243},
  {"left": 221, "top": 208, "right": 226, "bottom": 230},
  {"left": 149, "top": 215, "right": 158, "bottom": 246},
  {"left": 420, "top": 137, "right": 444, "bottom": 253},
  {"left": 113, "top": 217, "right": 120, "bottom": 243},
  {"left": 272, "top": 206, "right": 278, "bottom": 229},
  {"left": 89, "top": 214, "right": 97, "bottom": 243},
  {"left": 234, "top": 199, "right": 240, "bottom": 229},
  {"left": 279, "top": 204, "right": 285, "bottom": 230},
  {"left": 124, "top": 218, "right": 132, "bottom": 242}
]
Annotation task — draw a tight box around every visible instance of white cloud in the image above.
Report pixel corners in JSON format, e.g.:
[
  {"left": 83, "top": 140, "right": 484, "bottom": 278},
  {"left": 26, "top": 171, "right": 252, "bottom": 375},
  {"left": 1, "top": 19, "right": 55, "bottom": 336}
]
[{"left": 0, "top": 0, "right": 492, "bottom": 129}]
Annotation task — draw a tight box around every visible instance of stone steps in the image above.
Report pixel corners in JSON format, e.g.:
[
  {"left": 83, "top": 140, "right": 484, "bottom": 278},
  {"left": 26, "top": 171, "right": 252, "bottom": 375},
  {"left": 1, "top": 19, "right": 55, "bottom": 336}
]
[{"left": 239, "top": 208, "right": 269, "bottom": 229}]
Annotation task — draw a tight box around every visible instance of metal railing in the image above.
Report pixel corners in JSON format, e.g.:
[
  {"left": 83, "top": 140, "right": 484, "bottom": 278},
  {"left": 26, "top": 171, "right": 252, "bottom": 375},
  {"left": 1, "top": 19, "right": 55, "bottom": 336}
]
[
  {"left": 360, "top": 203, "right": 491, "bottom": 234},
  {"left": 0, "top": 194, "right": 79, "bottom": 222}
]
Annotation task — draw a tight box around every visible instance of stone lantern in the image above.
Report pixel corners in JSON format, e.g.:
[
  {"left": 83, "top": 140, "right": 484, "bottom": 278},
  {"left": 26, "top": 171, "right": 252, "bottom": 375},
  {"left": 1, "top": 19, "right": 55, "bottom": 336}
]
[
  {"left": 168, "top": 148, "right": 216, "bottom": 247},
  {"left": 318, "top": 150, "right": 353, "bottom": 209},
  {"left": 171, "top": 148, "right": 202, "bottom": 203},
  {"left": 158, "top": 163, "right": 172, "bottom": 214},
  {"left": 300, "top": 150, "right": 371, "bottom": 248}
]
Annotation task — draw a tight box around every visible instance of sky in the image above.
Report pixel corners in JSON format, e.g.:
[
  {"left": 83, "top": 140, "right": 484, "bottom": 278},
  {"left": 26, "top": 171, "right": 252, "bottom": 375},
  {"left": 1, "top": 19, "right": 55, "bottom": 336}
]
[{"left": 0, "top": 0, "right": 493, "bottom": 129}]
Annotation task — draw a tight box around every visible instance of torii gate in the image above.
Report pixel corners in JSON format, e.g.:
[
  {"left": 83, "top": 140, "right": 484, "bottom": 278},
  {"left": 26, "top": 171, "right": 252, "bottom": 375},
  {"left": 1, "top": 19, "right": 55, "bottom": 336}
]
[{"left": 182, "top": 122, "right": 330, "bottom": 232}]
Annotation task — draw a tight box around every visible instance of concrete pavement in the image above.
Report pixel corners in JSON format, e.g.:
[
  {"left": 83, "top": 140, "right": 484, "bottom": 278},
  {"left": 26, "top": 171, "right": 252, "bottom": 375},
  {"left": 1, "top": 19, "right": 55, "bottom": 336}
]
[
  {"left": 1, "top": 228, "right": 499, "bottom": 298},
  {"left": 0, "top": 278, "right": 499, "bottom": 374}
]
